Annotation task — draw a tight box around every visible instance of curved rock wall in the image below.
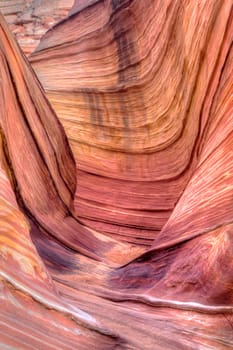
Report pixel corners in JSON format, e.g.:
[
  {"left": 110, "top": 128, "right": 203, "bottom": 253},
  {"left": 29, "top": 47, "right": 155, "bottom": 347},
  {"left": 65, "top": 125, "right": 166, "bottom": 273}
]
[
  {"left": 1, "top": 1, "right": 233, "bottom": 349},
  {"left": 31, "top": 0, "right": 233, "bottom": 247}
]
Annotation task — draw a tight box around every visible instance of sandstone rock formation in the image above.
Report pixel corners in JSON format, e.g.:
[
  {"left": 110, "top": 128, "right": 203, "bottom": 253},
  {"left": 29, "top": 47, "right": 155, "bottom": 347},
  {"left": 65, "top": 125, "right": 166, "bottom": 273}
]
[
  {"left": 0, "top": 0, "right": 73, "bottom": 55},
  {"left": 1, "top": 0, "right": 233, "bottom": 349}
]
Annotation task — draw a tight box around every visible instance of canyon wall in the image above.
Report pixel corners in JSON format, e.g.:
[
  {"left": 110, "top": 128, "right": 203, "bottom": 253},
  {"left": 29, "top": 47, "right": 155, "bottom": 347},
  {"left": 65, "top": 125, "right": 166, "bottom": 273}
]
[{"left": 1, "top": 0, "right": 233, "bottom": 349}]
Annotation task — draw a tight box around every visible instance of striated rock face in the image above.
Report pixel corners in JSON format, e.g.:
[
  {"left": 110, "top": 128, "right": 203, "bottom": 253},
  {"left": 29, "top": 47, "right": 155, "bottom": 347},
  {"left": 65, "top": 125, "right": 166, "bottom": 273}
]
[
  {"left": 31, "top": 0, "right": 233, "bottom": 249},
  {"left": 1, "top": 0, "right": 233, "bottom": 349},
  {"left": 0, "top": 0, "right": 73, "bottom": 55}
]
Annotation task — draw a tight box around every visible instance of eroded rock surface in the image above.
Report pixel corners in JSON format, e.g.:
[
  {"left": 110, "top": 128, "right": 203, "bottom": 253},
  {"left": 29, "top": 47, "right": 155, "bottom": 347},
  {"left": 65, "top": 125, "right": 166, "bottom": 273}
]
[
  {"left": 1, "top": 0, "right": 233, "bottom": 349},
  {"left": 0, "top": 0, "right": 73, "bottom": 55},
  {"left": 31, "top": 0, "right": 233, "bottom": 248}
]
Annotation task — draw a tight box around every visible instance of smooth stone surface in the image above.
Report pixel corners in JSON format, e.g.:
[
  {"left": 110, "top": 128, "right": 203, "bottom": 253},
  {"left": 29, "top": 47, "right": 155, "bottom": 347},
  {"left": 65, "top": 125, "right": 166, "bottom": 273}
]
[{"left": 1, "top": 0, "right": 233, "bottom": 349}]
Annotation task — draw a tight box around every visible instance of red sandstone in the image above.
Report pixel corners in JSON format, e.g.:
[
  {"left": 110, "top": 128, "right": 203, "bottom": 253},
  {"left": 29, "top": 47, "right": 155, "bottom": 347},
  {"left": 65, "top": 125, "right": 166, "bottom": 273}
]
[{"left": 0, "top": 1, "right": 233, "bottom": 349}]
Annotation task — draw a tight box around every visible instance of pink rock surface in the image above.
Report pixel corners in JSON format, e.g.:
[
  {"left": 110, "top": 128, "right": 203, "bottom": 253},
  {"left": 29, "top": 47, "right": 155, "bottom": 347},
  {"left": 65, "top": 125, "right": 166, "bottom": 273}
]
[{"left": 1, "top": 1, "right": 233, "bottom": 349}]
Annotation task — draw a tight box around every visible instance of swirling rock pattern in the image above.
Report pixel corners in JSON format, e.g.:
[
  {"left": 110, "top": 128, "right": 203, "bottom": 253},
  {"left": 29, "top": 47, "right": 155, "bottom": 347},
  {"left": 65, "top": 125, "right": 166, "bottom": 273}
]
[
  {"left": 0, "top": 0, "right": 73, "bottom": 55},
  {"left": 30, "top": 0, "right": 233, "bottom": 247},
  {"left": 1, "top": 0, "right": 233, "bottom": 349}
]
